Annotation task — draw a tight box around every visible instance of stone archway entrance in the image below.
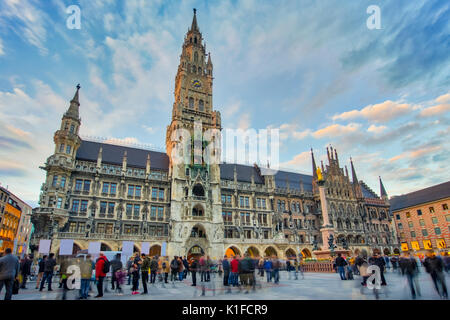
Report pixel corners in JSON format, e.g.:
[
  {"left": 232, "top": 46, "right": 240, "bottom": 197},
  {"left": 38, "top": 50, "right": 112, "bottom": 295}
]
[
  {"left": 150, "top": 245, "right": 161, "bottom": 256},
  {"left": 246, "top": 246, "right": 259, "bottom": 258},
  {"left": 264, "top": 246, "right": 278, "bottom": 257},
  {"left": 301, "top": 248, "right": 312, "bottom": 258},
  {"left": 225, "top": 246, "right": 241, "bottom": 258},
  {"left": 286, "top": 248, "right": 296, "bottom": 259},
  {"left": 100, "top": 243, "right": 112, "bottom": 251},
  {"left": 187, "top": 245, "right": 204, "bottom": 262}
]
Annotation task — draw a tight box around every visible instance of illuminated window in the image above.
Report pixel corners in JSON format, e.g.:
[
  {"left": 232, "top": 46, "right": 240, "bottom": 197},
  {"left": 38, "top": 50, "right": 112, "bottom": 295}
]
[
  {"left": 429, "top": 207, "right": 435, "bottom": 213},
  {"left": 105, "top": 224, "right": 113, "bottom": 234},
  {"left": 443, "top": 203, "right": 448, "bottom": 210},
  {"left": 69, "top": 222, "right": 77, "bottom": 232},
  {"left": 405, "top": 212, "right": 411, "bottom": 218}
]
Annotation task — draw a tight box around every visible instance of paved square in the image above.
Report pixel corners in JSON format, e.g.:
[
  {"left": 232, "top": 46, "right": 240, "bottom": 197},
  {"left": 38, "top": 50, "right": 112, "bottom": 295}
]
[{"left": 9, "top": 268, "right": 449, "bottom": 300}]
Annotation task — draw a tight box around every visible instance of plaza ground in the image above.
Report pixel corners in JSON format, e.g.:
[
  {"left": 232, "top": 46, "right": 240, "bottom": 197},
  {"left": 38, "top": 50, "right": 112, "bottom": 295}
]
[{"left": 9, "top": 268, "right": 449, "bottom": 300}]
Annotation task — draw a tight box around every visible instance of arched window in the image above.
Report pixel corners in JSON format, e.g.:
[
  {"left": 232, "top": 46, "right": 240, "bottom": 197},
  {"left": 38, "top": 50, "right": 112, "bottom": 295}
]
[
  {"left": 189, "top": 97, "right": 194, "bottom": 108},
  {"left": 194, "top": 52, "right": 198, "bottom": 62},
  {"left": 192, "top": 184, "right": 205, "bottom": 197},
  {"left": 198, "top": 100, "right": 204, "bottom": 111},
  {"left": 198, "top": 67, "right": 202, "bottom": 74},
  {"left": 192, "top": 65, "right": 196, "bottom": 73},
  {"left": 190, "top": 37, "right": 192, "bottom": 43},
  {"left": 194, "top": 37, "right": 197, "bottom": 44}
]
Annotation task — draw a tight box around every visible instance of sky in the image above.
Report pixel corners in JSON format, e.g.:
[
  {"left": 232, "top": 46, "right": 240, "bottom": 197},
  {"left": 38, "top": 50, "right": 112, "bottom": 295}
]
[{"left": 0, "top": 0, "right": 449, "bottom": 207}]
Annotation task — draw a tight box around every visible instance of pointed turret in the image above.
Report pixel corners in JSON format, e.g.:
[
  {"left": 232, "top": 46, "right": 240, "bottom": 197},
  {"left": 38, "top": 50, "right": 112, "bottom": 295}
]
[
  {"left": 64, "top": 84, "right": 81, "bottom": 121},
  {"left": 350, "top": 157, "right": 363, "bottom": 199},
  {"left": 191, "top": 8, "right": 199, "bottom": 32},
  {"left": 379, "top": 176, "right": 388, "bottom": 199},
  {"left": 350, "top": 157, "right": 358, "bottom": 184},
  {"left": 311, "top": 148, "right": 318, "bottom": 179}
]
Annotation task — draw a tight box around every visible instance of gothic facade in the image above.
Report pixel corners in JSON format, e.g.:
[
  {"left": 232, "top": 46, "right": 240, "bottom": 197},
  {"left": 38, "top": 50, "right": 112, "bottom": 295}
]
[{"left": 31, "top": 10, "right": 396, "bottom": 259}]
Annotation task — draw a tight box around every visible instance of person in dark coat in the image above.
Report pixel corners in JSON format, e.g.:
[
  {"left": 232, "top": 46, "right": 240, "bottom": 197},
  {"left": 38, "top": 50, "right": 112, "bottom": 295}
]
[
  {"left": 190, "top": 258, "right": 198, "bottom": 286},
  {"left": 39, "top": 253, "right": 56, "bottom": 291},
  {"left": 368, "top": 251, "right": 387, "bottom": 285},
  {"left": 0, "top": 248, "right": 20, "bottom": 300},
  {"left": 19, "top": 254, "right": 33, "bottom": 289},
  {"left": 423, "top": 251, "right": 448, "bottom": 299},
  {"left": 182, "top": 256, "right": 189, "bottom": 279},
  {"left": 35, "top": 255, "right": 47, "bottom": 289},
  {"left": 335, "top": 253, "right": 348, "bottom": 280},
  {"left": 222, "top": 256, "right": 230, "bottom": 286},
  {"left": 110, "top": 253, "right": 123, "bottom": 292},
  {"left": 399, "top": 253, "right": 420, "bottom": 299}
]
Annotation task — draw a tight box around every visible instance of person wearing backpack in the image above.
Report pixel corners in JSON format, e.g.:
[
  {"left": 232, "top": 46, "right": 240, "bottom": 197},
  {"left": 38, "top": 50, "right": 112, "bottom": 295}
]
[
  {"left": 94, "top": 252, "right": 109, "bottom": 298},
  {"left": 161, "top": 257, "right": 170, "bottom": 283}
]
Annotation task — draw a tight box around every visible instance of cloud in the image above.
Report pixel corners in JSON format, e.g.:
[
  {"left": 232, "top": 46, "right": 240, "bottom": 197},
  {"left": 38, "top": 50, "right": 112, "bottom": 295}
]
[
  {"left": 0, "top": 38, "right": 4, "bottom": 55},
  {"left": 312, "top": 123, "right": 361, "bottom": 139},
  {"left": 332, "top": 100, "right": 411, "bottom": 123},
  {"left": 281, "top": 150, "right": 311, "bottom": 169},
  {"left": 390, "top": 145, "right": 442, "bottom": 162},
  {"left": 419, "top": 92, "right": 450, "bottom": 117},
  {"left": 367, "top": 124, "right": 387, "bottom": 134},
  {"left": 0, "top": 0, "right": 50, "bottom": 55}
]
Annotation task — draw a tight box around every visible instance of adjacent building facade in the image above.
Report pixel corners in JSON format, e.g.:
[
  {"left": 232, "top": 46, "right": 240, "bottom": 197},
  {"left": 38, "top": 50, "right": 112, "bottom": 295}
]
[
  {"left": 0, "top": 186, "right": 33, "bottom": 255},
  {"left": 391, "top": 181, "right": 450, "bottom": 255},
  {"left": 31, "top": 10, "right": 396, "bottom": 260}
]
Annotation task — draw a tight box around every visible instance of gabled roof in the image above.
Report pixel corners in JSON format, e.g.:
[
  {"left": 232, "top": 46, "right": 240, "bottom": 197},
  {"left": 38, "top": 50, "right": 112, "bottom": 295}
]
[
  {"left": 390, "top": 181, "right": 450, "bottom": 211},
  {"left": 76, "top": 140, "right": 170, "bottom": 171}
]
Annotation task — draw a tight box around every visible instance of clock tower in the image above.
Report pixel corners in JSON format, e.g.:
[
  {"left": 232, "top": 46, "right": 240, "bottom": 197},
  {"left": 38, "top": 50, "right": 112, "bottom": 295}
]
[{"left": 166, "top": 9, "right": 223, "bottom": 259}]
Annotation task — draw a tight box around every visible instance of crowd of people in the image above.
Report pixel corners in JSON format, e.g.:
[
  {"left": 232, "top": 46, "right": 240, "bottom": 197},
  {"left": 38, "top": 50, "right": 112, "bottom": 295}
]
[
  {"left": 332, "top": 249, "right": 449, "bottom": 299},
  {"left": 0, "top": 247, "right": 449, "bottom": 300}
]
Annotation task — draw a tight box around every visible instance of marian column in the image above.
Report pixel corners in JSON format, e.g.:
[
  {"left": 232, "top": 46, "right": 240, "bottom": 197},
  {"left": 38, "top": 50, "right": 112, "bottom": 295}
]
[{"left": 316, "top": 168, "right": 335, "bottom": 251}]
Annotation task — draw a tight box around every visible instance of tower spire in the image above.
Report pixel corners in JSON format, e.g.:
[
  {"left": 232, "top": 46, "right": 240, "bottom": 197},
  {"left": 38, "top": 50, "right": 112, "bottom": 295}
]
[
  {"left": 64, "top": 84, "right": 81, "bottom": 120},
  {"left": 191, "top": 8, "right": 199, "bottom": 31},
  {"left": 379, "top": 176, "right": 387, "bottom": 198},
  {"left": 311, "top": 148, "right": 317, "bottom": 179},
  {"left": 350, "top": 157, "right": 358, "bottom": 184}
]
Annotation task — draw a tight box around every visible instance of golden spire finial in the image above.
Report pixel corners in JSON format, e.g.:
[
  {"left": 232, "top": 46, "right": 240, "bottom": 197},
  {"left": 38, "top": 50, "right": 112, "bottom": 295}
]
[{"left": 316, "top": 167, "right": 323, "bottom": 182}]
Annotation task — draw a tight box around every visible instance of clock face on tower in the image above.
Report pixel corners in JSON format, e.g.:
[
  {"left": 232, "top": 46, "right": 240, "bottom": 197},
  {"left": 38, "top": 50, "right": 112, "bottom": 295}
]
[{"left": 191, "top": 79, "right": 202, "bottom": 88}]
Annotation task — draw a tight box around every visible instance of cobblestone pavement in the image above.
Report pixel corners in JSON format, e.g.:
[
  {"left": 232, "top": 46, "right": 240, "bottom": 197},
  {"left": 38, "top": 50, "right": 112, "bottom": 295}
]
[{"left": 9, "top": 268, "right": 449, "bottom": 300}]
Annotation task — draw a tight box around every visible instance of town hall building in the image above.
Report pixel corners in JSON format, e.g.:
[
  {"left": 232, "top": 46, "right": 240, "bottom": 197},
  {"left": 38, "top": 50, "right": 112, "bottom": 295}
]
[{"left": 31, "top": 10, "right": 396, "bottom": 260}]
